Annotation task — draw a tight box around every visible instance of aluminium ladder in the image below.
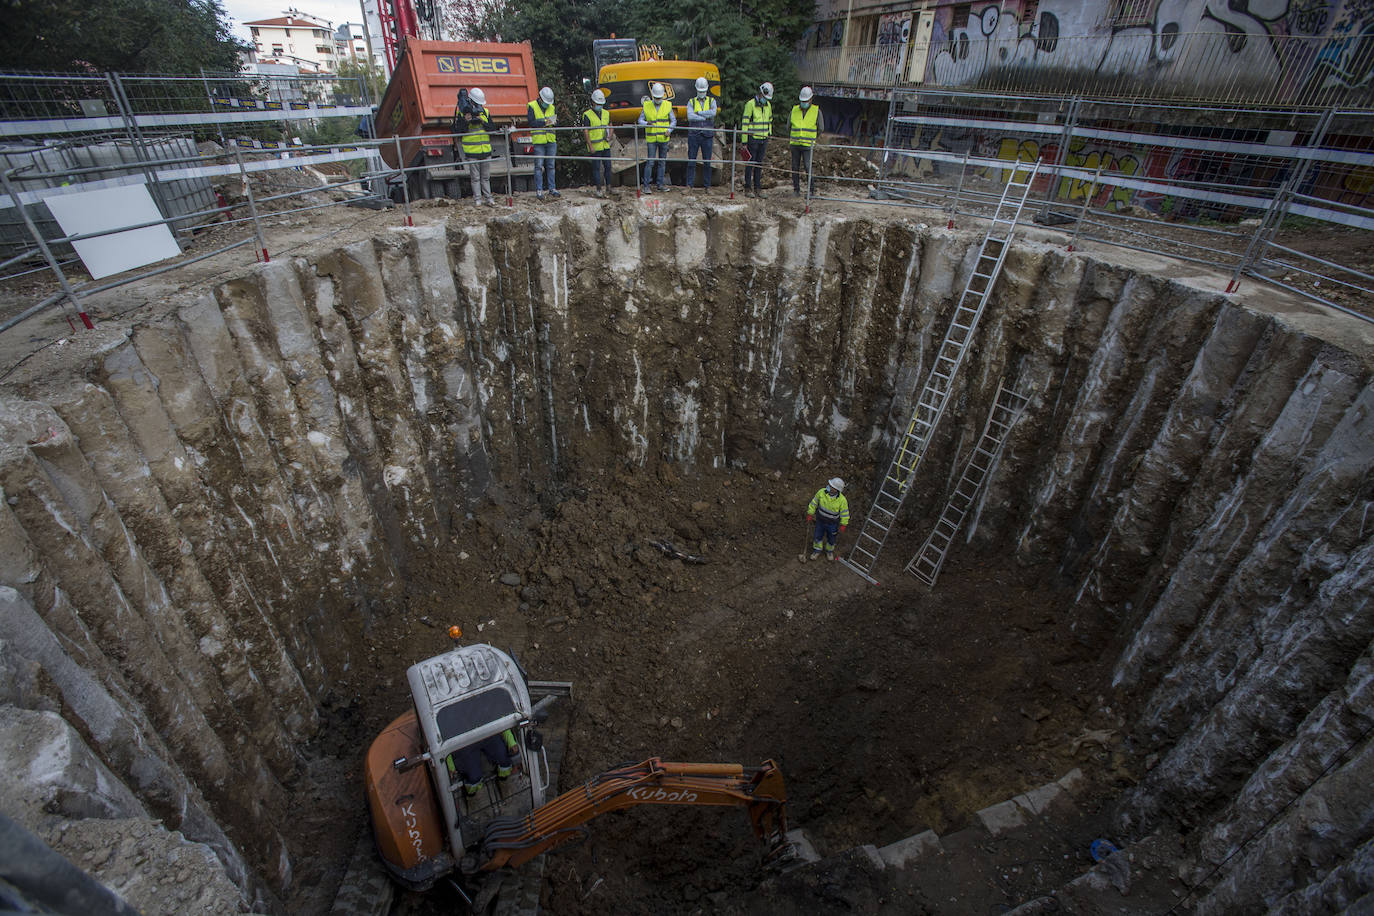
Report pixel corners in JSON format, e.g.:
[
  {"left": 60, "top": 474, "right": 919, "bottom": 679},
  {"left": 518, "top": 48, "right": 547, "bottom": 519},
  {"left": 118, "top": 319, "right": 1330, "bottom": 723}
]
[
  {"left": 840, "top": 159, "right": 1041, "bottom": 585},
  {"left": 903, "top": 378, "right": 1031, "bottom": 587}
]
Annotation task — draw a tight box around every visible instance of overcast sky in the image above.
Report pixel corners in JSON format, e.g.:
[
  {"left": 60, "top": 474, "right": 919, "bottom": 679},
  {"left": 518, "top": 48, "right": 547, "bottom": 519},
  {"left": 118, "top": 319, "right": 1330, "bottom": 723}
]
[{"left": 223, "top": 0, "right": 369, "bottom": 41}]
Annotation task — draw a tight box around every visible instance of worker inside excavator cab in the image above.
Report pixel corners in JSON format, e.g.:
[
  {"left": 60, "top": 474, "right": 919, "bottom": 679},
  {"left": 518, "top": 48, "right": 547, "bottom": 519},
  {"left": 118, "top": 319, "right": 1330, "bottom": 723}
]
[{"left": 445, "top": 728, "right": 520, "bottom": 798}]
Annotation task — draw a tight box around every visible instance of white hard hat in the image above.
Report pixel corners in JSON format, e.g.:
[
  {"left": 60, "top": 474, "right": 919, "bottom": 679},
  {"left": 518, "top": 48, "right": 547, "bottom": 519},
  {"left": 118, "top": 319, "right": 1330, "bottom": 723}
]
[
  {"left": 828, "top": 477, "right": 844, "bottom": 492},
  {"left": 799, "top": 86, "right": 813, "bottom": 103},
  {"left": 695, "top": 76, "right": 709, "bottom": 93},
  {"left": 539, "top": 86, "right": 554, "bottom": 105},
  {"left": 650, "top": 82, "right": 665, "bottom": 100},
  {"left": 760, "top": 82, "right": 774, "bottom": 99},
  {"left": 469, "top": 87, "right": 486, "bottom": 106},
  {"left": 591, "top": 89, "right": 606, "bottom": 105}
]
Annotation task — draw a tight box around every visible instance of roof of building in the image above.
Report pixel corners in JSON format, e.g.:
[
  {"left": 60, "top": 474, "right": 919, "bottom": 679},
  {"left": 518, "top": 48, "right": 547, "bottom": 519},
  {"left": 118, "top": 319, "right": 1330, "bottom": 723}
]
[{"left": 245, "top": 14, "right": 331, "bottom": 28}]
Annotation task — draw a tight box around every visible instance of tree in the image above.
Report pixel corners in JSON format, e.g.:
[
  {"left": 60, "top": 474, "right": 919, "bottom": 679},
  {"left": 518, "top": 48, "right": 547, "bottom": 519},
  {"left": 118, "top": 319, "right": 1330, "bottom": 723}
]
[
  {"left": 336, "top": 57, "right": 387, "bottom": 103},
  {"left": 0, "top": 0, "right": 246, "bottom": 73}
]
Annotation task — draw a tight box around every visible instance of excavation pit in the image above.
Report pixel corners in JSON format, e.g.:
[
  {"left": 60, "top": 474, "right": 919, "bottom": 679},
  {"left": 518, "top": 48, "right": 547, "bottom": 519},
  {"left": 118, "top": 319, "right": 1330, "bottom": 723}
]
[{"left": 1, "top": 200, "right": 1371, "bottom": 915}]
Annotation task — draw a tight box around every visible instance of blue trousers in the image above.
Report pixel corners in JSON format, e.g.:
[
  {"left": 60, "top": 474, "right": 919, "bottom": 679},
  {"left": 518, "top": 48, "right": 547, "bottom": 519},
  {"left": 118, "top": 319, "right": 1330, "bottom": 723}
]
[
  {"left": 686, "top": 131, "right": 713, "bottom": 187},
  {"left": 745, "top": 138, "right": 767, "bottom": 189},
  {"left": 591, "top": 149, "right": 612, "bottom": 187},
  {"left": 813, "top": 517, "right": 839, "bottom": 552},
  {"left": 450, "top": 734, "right": 512, "bottom": 786},
  {"left": 643, "top": 141, "right": 668, "bottom": 188},
  {"left": 533, "top": 142, "right": 556, "bottom": 191}
]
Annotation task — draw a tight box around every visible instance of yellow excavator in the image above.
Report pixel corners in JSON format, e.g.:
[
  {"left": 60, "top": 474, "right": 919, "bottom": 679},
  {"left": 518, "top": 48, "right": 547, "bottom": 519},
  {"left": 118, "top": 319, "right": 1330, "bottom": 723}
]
[
  {"left": 588, "top": 37, "right": 721, "bottom": 125},
  {"left": 364, "top": 627, "right": 789, "bottom": 891}
]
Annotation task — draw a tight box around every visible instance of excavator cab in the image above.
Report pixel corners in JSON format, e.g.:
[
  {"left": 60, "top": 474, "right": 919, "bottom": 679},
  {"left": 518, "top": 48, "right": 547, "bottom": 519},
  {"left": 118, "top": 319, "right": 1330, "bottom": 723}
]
[{"left": 365, "top": 641, "right": 560, "bottom": 890}]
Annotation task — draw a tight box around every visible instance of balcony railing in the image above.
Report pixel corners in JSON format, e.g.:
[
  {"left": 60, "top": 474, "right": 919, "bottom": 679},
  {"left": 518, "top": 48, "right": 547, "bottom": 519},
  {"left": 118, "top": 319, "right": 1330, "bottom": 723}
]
[{"left": 797, "top": 32, "right": 1374, "bottom": 110}]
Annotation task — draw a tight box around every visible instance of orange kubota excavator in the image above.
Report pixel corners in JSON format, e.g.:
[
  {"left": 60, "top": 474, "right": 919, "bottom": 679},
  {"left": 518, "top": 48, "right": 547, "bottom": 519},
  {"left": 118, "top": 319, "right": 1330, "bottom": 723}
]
[{"left": 364, "top": 627, "right": 789, "bottom": 891}]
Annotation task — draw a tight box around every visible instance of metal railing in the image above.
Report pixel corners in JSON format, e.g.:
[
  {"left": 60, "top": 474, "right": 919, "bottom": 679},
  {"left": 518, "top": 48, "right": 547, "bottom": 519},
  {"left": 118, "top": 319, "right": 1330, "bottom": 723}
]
[
  {"left": 798, "top": 32, "right": 1374, "bottom": 110},
  {"left": 3, "top": 116, "right": 1371, "bottom": 365}
]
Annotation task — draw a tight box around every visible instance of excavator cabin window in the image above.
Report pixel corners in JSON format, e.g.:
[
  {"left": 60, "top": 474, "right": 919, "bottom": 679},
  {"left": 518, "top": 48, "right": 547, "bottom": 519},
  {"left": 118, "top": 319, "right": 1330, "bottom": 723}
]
[{"left": 435, "top": 689, "right": 518, "bottom": 743}]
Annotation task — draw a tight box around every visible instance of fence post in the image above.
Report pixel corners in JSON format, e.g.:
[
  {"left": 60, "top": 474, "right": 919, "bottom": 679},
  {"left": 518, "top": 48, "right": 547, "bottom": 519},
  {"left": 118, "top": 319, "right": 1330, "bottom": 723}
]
[
  {"left": 633, "top": 125, "right": 642, "bottom": 198},
  {"left": 1067, "top": 165, "right": 1102, "bottom": 253},
  {"left": 230, "top": 142, "right": 271, "bottom": 261},
  {"left": 879, "top": 58, "right": 906, "bottom": 183},
  {"left": 199, "top": 67, "right": 228, "bottom": 149},
  {"left": 504, "top": 126, "right": 515, "bottom": 206},
  {"left": 949, "top": 149, "right": 970, "bottom": 229},
  {"left": 0, "top": 168, "right": 91, "bottom": 330},
  {"left": 393, "top": 135, "right": 413, "bottom": 227},
  {"left": 105, "top": 73, "right": 176, "bottom": 234},
  {"left": 1038, "top": 95, "right": 1079, "bottom": 220},
  {"left": 729, "top": 125, "right": 737, "bottom": 200}
]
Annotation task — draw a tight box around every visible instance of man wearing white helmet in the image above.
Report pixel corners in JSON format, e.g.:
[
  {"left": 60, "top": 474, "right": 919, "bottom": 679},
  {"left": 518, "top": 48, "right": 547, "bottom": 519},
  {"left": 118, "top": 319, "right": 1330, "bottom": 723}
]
[
  {"left": 789, "top": 86, "right": 821, "bottom": 198},
  {"left": 459, "top": 87, "right": 496, "bottom": 207},
  {"left": 806, "top": 477, "right": 850, "bottom": 561},
  {"left": 637, "top": 81, "right": 676, "bottom": 193},
  {"left": 583, "top": 89, "right": 613, "bottom": 197},
  {"left": 741, "top": 81, "right": 773, "bottom": 198},
  {"left": 685, "top": 75, "right": 718, "bottom": 191},
  {"left": 527, "top": 86, "right": 560, "bottom": 200}
]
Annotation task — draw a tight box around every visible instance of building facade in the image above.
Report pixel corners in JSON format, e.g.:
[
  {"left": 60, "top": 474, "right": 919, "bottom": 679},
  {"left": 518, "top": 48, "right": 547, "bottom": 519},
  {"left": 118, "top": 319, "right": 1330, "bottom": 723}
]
[{"left": 246, "top": 8, "right": 338, "bottom": 73}]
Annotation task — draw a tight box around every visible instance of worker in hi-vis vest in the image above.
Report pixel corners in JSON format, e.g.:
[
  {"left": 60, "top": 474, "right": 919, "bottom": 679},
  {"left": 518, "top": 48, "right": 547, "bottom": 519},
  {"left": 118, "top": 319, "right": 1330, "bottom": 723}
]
[
  {"left": 638, "top": 82, "right": 676, "bottom": 193},
  {"left": 807, "top": 477, "right": 849, "bottom": 560},
  {"left": 789, "top": 86, "right": 820, "bottom": 197},
  {"left": 527, "top": 87, "right": 560, "bottom": 200},
  {"left": 685, "top": 76, "right": 718, "bottom": 191},
  {"left": 460, "top": 87, "right": 496, "bottom": 207},
  {"left": 741, "top": 82, "right": 773, "bottom": 198},
  {"left": 583, "top": 89, "right": 613, "bottom": 197}
]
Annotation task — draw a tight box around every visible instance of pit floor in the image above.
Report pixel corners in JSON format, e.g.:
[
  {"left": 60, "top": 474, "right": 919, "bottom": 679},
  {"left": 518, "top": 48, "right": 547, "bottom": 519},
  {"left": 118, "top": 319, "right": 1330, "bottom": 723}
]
[{"left": 283, "top": 465, "right": 1131, "bottom": 915}]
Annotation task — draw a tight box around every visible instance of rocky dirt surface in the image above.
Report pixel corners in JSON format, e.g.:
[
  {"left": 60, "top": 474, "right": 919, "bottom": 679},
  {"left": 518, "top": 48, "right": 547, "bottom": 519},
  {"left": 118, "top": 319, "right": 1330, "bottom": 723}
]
[{"left": 279, "top": 464, "right": 1134, "bottom": 916}]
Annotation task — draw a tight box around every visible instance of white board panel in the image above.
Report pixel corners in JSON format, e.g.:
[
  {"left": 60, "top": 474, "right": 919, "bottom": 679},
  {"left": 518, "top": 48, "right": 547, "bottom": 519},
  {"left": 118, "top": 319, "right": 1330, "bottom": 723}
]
[{"left": 44, "top": 184, "right": 181, "bottom": 280}]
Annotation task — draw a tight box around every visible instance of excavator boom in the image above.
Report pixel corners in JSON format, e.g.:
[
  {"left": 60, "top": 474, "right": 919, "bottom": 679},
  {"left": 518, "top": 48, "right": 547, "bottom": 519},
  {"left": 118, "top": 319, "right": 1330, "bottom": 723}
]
[{"left": 478, "top": 758, "right": 788, "bottom": 870}]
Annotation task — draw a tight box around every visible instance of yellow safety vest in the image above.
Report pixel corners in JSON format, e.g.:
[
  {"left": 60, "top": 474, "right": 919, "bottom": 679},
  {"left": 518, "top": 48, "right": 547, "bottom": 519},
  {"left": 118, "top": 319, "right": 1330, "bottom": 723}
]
[
  {"left": 584, "top": 107, "right": 610, "bottom": 151},
  {"left": 528, "top": 99, "right": 555, "bottom": 144},
  {"left": 688, "top": 95, "right": 716, "bottom": 130},
  {"left": 461, "top": 109, "right": 492, "bottom": 157},
  {"left": 743, "top": 98, "right": 771, "bottom": 140},
  {"left": 807, "top": 488, "right": 850, "bottom": 524},
  {"left": 642, "top": 98, "right": 672, "bottom": 143},
  {"left": 790, "top": 104, "right": 820, "bottom": 147}
]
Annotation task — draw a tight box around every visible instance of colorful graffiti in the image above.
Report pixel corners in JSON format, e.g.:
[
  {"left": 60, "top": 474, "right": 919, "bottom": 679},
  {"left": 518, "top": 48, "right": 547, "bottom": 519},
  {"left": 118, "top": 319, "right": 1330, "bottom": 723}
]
[{"left": 920, "top": 0, "right": 1374, "bottom": 103}]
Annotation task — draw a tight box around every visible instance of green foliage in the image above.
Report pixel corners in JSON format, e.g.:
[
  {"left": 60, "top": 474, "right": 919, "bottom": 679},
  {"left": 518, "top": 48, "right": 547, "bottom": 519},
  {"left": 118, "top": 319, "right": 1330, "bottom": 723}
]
[
  {"left": 474, "top": 0, "right": 805, "bottom": 130},
  {"left": 336, "top": 58, "right": 388, "bottom": 103},
  {"left": 0, "top": 0, "right": 247, "bottom": 73}
]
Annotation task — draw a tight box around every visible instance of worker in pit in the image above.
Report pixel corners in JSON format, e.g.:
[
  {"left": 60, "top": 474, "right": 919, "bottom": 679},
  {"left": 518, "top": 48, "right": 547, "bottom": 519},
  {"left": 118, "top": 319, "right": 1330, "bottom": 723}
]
[
  {"left": 790, "top": 87, "right": 820, "bottom": 198},
  {"left": 807, "top": 477, "right": 850, "bottom": 561},
  {"left": 583, "top": 89, "right": 613, "bottom": 198},
  {"left": 741, "top": 82, "right": 773, "bottom": 198},
  {"left": 528, "top": 87, "right": 560, "bottom": 201},
  {"left": 447, "top": 728, "right": 521, "bottom": 797},
  {"left": 461, "top": 87, "right": 496, "bottom": 207},
  {"left": 684, "top": 76, "right": 718, "bottom": 192},
  {"left": 638, "top": 82, "right": 676, "bottom": 193}
]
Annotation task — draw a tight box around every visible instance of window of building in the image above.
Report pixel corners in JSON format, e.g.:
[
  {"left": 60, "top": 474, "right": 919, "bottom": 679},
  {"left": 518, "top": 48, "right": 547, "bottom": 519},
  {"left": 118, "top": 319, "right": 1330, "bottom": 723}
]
[
  {"left": 952, "top": 4, "right": 970, "bottom": 29},
  {"left": 1109, "top": 0, "right": 1152, "bottom": 26},
  {"left": 1022, "top": 0, "right": 1038, "bottom": 25},
  {"left": 272, "top": 44, "right": 284, "bottom": 55},
  {"left": 250, "top": 27, "right": 259, "bottom": 37},
  {"left": 317, "top": 45, "right": 333, "bottom": 54}
]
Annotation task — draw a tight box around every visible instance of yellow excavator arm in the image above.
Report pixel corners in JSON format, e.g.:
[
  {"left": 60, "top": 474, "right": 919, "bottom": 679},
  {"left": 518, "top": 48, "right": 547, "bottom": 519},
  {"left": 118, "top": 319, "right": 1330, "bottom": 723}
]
[{"left": 477, "top": 758, "right": 788, "bottom": 870}]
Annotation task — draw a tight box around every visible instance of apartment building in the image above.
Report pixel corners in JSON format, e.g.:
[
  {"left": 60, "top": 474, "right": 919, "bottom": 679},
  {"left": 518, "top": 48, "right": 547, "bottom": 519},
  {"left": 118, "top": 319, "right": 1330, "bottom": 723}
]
[{"left": 246, "top": 8, "right": 338, "bottom": 73}]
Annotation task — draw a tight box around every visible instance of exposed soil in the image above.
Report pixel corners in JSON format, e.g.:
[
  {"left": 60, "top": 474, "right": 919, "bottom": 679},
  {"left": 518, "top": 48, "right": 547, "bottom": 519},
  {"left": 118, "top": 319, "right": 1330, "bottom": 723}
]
[{"left": 281, "top": 464, "right": 1132, "bottom": 915}]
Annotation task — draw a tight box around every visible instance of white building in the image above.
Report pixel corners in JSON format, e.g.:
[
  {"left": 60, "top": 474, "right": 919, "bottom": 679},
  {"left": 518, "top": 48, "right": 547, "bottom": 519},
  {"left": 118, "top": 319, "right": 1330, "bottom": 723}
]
[
  {"left": 245, "top": 8, "right": 337, "bottom": 73},
  {"left": 334, "top": 22, "right": 371, "bottom": 63}
]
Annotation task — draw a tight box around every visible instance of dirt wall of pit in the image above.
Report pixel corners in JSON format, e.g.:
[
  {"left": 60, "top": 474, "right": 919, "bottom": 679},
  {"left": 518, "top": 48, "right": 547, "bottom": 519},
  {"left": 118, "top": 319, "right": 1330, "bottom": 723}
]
[{"left": 1, "top": 203, "right": 1371, "bottom": 912}]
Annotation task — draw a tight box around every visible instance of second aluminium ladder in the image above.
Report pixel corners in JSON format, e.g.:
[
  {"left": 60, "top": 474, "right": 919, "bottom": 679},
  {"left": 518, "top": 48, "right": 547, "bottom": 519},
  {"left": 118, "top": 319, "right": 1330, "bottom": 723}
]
[
  {"left": 840, "top": 159, "right": 1041, "bottom": 585},
  {"left": 903, "top": 378, "right": 1031, "bottom": 586}
]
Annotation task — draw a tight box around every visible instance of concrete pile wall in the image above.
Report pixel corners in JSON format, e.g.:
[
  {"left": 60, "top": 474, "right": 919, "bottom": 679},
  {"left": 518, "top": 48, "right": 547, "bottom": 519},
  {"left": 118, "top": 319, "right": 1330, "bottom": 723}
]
[{"left": 0, "top": 204, "right": 1370, "bottom": 909}]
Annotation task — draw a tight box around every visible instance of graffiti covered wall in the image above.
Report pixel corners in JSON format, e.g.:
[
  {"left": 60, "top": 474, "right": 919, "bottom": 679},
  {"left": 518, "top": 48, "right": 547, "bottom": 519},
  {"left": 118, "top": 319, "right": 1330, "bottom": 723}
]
[{"left": 924, "top": 0, "right": 1374, "bottom": 104}]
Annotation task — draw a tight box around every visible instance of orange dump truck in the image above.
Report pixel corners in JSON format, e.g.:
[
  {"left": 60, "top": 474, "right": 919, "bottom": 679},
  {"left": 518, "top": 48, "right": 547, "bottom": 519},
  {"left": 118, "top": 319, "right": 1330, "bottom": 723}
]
[{"left": 376, "top": 39, "right": 539, "bottom": 199}]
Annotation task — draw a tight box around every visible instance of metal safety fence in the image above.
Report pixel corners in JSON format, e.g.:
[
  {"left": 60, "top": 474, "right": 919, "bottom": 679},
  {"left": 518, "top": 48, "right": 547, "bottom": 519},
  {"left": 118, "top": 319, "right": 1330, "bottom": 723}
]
[{"left": 3, "top": 114, "right": 1371, "bottom": 348}]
